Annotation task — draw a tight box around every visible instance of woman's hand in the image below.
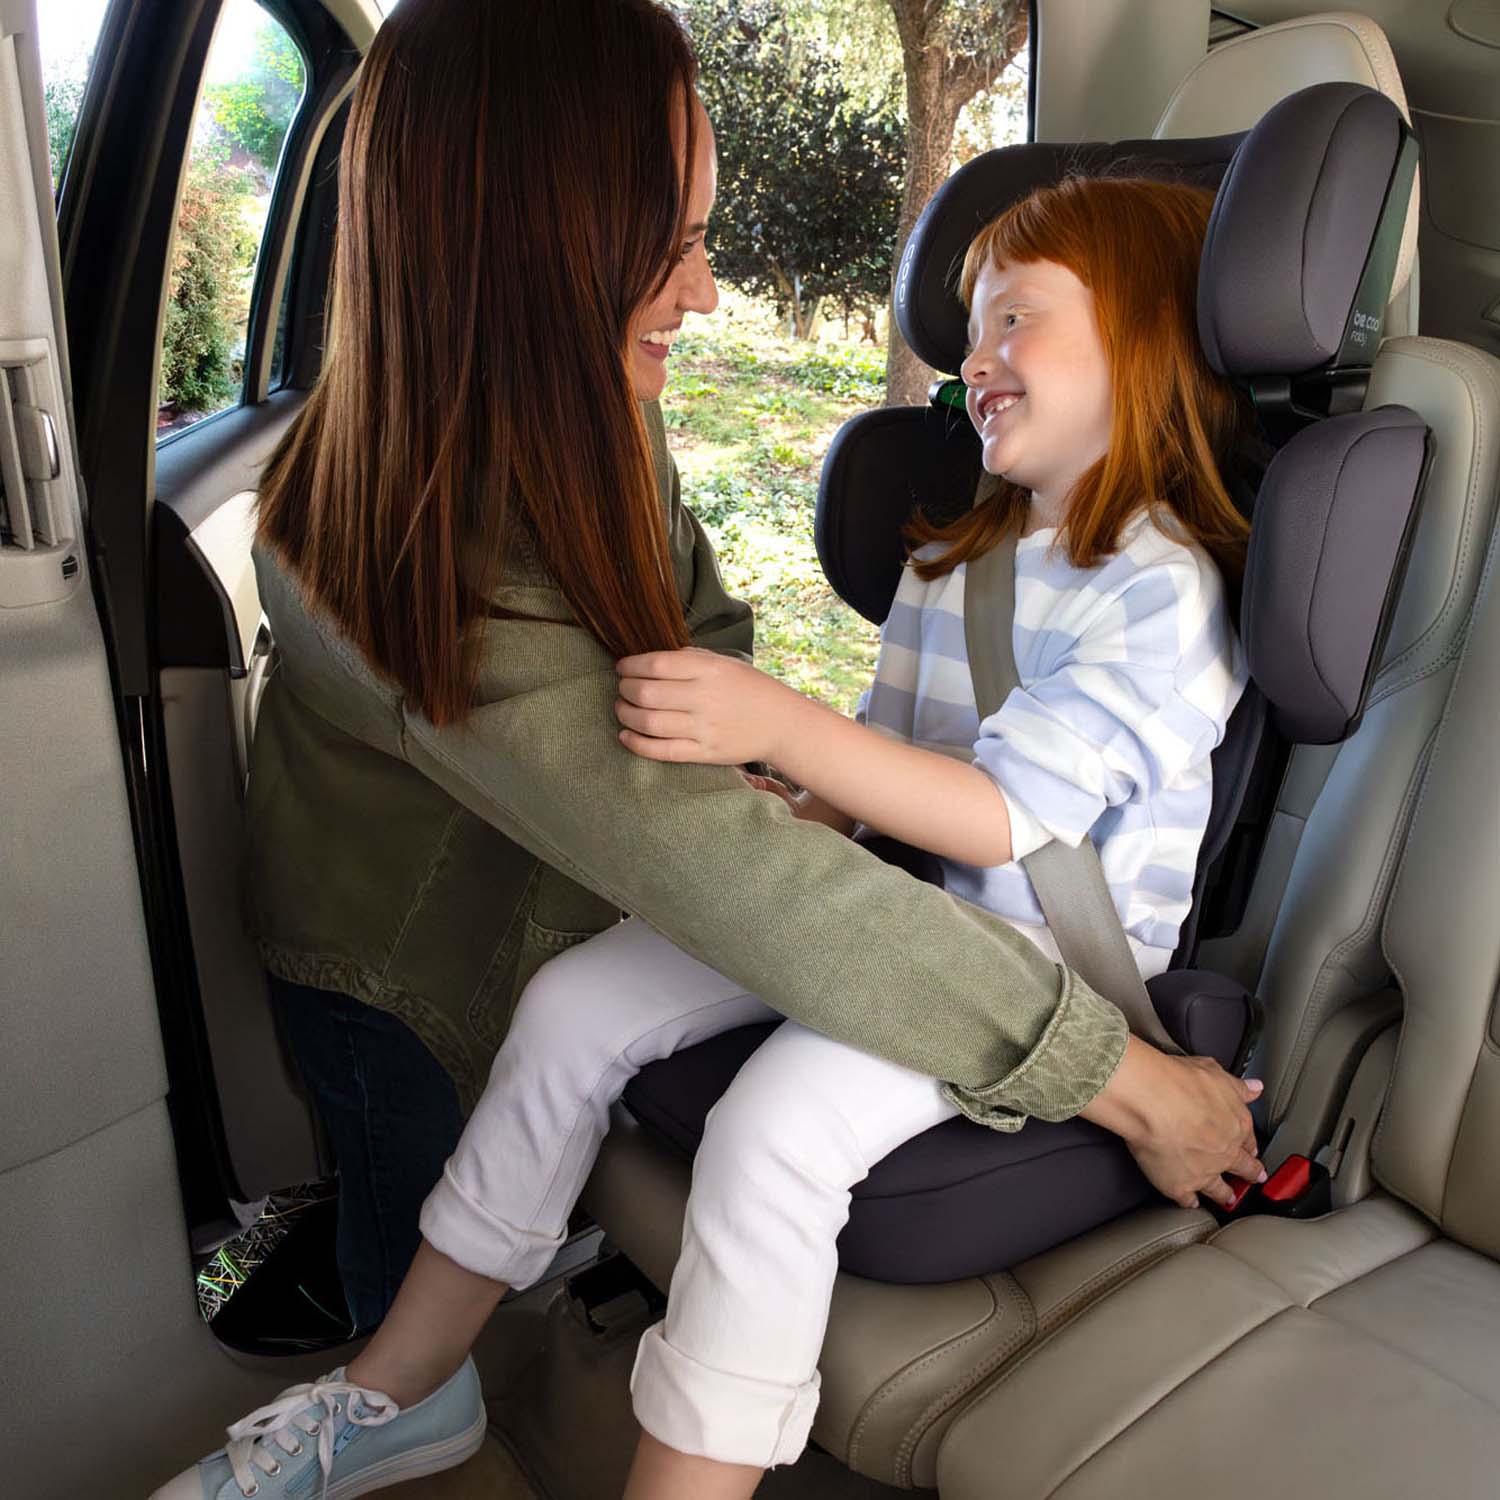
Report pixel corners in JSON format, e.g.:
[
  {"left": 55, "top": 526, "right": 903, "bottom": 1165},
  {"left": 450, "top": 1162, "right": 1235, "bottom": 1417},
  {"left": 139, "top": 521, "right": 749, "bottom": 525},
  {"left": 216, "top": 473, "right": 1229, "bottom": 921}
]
[
  {"left": 615, "top": 647, "right": 806, "bottom": 766},
  {"left": 1081, "top": 1037, "right": 1267, "bottom": 1209}
]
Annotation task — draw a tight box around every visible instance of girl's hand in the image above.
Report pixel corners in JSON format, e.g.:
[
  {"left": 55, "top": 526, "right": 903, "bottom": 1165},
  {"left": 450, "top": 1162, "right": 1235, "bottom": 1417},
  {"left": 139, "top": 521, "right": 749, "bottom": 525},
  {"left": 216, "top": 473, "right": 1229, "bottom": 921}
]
[
  {"left": 615, "top": 647, "right": 805, "bottom": 766},
  {"left": 1081, "top": 1038, "right": 1266, "bottom": 1209}
]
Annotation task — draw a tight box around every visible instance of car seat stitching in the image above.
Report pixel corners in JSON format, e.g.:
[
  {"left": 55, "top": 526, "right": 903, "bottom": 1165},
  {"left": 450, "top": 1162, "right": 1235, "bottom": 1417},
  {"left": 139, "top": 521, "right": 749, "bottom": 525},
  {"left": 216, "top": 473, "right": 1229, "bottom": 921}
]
[
  {"left": 890, "top": 1274, "right": 1037, "bottom": 1485},
  {"left": 844, "top": 1275, "right": 1015, "bottom": 1468},
  {"left": 1035, "top": 1220, "right": 1214, "bottom": 1336},
  {"left": 1310, "top": 1288, "right": 1500, "bottom": 1414}
]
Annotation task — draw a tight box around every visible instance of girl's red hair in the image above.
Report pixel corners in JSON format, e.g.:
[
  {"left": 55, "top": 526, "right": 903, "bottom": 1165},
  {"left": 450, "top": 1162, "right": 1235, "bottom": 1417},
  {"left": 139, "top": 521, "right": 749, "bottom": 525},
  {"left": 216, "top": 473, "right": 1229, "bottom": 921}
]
[{"left": 907, "top": 175, "right": 1251, "bottom": 583}]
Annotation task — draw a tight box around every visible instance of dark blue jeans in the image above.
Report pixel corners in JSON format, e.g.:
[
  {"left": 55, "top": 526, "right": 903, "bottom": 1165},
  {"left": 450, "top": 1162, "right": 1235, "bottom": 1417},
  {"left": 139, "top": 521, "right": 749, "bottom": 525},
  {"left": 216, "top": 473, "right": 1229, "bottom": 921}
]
[{"left": 270, "top": 975, "right": 465, "bottom": 1333}]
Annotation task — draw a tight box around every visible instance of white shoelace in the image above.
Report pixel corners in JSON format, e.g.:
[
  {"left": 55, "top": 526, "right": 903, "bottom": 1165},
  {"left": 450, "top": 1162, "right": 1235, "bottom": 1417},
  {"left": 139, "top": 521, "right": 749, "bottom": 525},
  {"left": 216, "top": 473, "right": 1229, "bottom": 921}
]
[{"left": 223, "top": 1377, "right": 399, "bottom": 1499}]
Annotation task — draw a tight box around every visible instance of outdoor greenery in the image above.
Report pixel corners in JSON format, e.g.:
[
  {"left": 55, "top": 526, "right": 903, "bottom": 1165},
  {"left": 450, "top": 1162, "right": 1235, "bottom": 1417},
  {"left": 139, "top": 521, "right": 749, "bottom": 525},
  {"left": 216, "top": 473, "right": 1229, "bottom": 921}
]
[
  {"left": 44, "top": 65, "right": 86, "bottom": 191},
  {"left": 159, "top": 19, "right": 304, "bottom": 424},
  {"left": 683, "top": 0, "right": 905, "bottom": 340},
  {"left": 663, "top": 316, "right": 885, "bottom": 712},
  {"left": 160, "top": 144, "right": 262, "bottom": 414},
  {"left": 203, "top": 22, "right": 306, "bottom": 178}
]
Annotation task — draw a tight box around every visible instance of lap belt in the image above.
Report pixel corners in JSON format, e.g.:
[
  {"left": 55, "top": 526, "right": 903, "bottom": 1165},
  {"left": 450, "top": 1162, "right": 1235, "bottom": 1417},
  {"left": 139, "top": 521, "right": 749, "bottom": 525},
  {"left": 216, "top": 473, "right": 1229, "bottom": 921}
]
[{"left": 963, "top": 526, "right": 1183, "bottom": 1056}]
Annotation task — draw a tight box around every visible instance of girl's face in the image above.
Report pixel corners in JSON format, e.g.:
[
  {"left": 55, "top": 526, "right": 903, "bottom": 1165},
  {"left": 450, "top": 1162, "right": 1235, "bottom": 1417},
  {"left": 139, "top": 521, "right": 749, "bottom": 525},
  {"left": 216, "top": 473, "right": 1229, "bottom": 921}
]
[
  {"left": 627, "top": 95, "right": 720, "bottom": 402},
  {"left": 960, "top": 257, "right": 1112, "bottom": 521}
]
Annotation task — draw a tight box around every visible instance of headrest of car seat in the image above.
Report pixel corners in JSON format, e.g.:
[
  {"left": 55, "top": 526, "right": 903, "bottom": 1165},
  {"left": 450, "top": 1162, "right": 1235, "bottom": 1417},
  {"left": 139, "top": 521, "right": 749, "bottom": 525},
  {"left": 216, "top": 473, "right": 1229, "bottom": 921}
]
[
  {"left": 894, "top": 83, "right": 1415, "bottom": 383},
  {"left": 893, "top": 132, "right": 1241, "bottom": 376},
  {"left": 1197, "top": 83, "right": 1416, "bottom": 379},
  {"left": 1239, "top": 404, "right": 1428, "bottom": 743},
  {"left": 1153, "top": 12, "right": 1418, "bottom": 316}
]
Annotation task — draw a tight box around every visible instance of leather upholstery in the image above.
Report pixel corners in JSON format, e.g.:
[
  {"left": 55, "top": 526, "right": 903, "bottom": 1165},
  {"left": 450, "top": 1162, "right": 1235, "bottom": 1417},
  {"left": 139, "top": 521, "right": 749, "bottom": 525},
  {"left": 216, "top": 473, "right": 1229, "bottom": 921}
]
[
  {"left": 581, "top": 37, "right": 1500, "bottom": 1497},
  {"left": 1154, "top": 11, "right": 1418, "bottom": 330},
  {"left": 1227, "top": 340, "right": 1500, "bottom": 1132},
  {"left": 935, "top": 361, "right": 1500, "bottom": 1495},
  {"left": 935, "top": 1197, "right": 1500, "bottom": 1500},
  {"left": 580, "top": 1117, "right": 1214, "bottom": 1490}
]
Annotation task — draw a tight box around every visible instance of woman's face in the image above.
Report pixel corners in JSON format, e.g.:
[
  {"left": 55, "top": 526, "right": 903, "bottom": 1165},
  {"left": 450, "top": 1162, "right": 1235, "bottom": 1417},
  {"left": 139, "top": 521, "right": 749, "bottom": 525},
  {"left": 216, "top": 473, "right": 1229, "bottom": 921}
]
[{"left": 627, "top": 95, "right": 719, "bottom": 402}]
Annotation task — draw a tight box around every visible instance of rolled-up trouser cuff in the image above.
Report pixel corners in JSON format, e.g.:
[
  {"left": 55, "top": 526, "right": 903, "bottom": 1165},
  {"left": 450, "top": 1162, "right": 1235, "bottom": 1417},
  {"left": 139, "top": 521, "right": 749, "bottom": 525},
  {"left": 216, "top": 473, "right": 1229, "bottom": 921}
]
[
  {"left": 630, "top": 1320, "right": 821, "bottom": 1469},
  {"left": 417, "top": 1161, "right": 564, "bottom": 1289}
]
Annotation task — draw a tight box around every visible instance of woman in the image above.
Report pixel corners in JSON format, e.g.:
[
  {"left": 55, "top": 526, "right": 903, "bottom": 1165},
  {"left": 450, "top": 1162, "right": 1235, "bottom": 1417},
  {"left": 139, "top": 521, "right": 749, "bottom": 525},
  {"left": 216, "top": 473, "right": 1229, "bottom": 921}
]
[{"left": 155, "top": 1, "right": 1263, "bottom": 1495}]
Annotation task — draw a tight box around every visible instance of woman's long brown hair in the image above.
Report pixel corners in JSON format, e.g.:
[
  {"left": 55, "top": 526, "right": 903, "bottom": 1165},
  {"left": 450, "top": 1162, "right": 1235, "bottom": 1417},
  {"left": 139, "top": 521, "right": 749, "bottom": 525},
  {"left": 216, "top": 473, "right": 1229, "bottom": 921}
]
[
  {"left": 908, "top": 176, "right": 1251, "bottom": 584},
  {"left": 257, "top": 0, "right": 697, "bottom": 725}
]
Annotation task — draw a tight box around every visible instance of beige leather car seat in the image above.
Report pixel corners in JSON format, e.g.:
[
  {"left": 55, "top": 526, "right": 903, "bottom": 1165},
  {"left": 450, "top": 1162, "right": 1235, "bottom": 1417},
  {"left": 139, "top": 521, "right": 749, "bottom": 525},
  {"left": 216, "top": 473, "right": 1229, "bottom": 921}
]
[
  {"left": 581, "top": 21, "right": 1500, "bottom": 1491},
  {"left": 935, "top": 401, "right": 1500, "bottom": 1500}
]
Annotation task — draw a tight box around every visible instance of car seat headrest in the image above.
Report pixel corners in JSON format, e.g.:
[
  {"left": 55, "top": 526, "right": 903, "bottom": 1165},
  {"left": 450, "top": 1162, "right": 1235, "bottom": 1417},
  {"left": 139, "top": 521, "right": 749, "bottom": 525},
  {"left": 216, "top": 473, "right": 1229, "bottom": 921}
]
[
  {"left": 1153, "top": 12, "right": 1418, "bottom": 319},
  {"left": 1198, "top": 82, "right": 1416, "bottom": 380},
  {"left": 894, "top": 82, "right": 1415, "bottom": 387},
  {"left": 1240, "top": 404, "right": 1429, "bottom": 744},
  {"left": 893, "top": 133, "right": 1241, "bottom": 377}
]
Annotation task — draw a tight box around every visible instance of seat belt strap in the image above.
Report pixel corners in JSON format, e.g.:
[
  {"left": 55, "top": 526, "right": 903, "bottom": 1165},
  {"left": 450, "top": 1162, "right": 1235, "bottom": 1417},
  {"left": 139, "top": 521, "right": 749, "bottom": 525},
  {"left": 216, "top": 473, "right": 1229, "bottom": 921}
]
[{"left": 963, "top": 529, "right": 1183, "bottom": 1056}]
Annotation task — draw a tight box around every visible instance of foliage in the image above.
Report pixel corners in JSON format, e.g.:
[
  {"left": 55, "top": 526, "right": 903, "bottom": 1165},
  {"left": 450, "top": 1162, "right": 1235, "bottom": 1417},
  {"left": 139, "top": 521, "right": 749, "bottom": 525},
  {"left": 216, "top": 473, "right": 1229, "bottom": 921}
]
[
  {"left": 680, "top": 0, "right": 905, "bottom": 339},
  {"left": 44, "top": 54, "right": 89, "bottom": 191},
  {"left": 663, "top": 321, "right": 884, "bottom": 712},
  {"left": 160, "top": 144, "right": 259, "bottom": 413},
  {"left": 203, "top": 21, "right": 305, "bottom": 174}
]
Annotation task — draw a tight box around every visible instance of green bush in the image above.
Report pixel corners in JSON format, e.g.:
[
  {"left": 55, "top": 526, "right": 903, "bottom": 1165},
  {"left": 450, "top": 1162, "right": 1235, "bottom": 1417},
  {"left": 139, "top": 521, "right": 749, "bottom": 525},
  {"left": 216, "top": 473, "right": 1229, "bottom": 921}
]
[{"left": 159, "top": 147, "right": 258, "bottom": 414}]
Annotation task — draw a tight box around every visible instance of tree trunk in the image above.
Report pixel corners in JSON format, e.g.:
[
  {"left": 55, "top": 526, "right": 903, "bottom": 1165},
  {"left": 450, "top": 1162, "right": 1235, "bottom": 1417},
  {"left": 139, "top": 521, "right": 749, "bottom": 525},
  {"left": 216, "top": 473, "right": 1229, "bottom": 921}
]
[{"left": 883, "top": 0, "right": 1027, "bottom": 407}]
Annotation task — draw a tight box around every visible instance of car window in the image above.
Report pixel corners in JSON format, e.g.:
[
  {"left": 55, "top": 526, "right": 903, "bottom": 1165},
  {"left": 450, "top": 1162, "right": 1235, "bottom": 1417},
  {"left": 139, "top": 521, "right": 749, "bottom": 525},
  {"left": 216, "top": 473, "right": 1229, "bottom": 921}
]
[
  {"left": 38, "top": 0, "right": 113, "bottom": 197},
  {"left": 157, "top": 0, "right": 306, "bottom": 440}
]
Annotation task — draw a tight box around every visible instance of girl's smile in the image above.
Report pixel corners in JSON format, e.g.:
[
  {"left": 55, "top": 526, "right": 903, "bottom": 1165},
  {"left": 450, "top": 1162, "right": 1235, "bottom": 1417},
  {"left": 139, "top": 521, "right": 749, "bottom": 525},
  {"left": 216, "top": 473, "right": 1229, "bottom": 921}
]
[{"left": 960, "top": 258, "right": 1112, "bottom": 524}]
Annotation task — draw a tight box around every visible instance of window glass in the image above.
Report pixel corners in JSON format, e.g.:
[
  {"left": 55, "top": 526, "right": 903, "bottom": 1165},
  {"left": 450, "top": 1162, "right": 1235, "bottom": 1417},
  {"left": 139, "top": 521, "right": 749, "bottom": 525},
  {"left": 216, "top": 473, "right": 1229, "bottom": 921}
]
[
  {"left": 38, "top": 0, "right": 112, "bottom": 196},
  {"left": 157, "top": 0, "right": 306, "bottom": 439},
  {"left": 665, "top": 11, "right": 1029, "bottom": 713}
]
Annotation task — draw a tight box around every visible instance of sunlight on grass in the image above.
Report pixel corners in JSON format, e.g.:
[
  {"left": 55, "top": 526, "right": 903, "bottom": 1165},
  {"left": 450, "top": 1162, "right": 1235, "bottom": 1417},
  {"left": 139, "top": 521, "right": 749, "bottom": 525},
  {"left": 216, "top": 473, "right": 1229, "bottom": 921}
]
[{"left": 664, "top": 319, "right": 885, "bottom": 716}]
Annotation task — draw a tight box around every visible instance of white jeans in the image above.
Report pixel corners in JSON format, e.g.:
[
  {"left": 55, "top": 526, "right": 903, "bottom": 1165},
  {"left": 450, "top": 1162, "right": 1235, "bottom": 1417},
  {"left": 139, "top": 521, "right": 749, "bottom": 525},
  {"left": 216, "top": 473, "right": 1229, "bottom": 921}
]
[{"left": 418, "top": 916, "right": 959, "bottom": 1467}]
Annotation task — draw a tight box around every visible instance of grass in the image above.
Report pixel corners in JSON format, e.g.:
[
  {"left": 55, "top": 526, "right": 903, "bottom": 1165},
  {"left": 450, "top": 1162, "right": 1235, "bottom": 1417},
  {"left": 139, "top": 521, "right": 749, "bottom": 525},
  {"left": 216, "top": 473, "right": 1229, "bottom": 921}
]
[{"left": 663, "top": 319, "right": 886, "bottom": 714}]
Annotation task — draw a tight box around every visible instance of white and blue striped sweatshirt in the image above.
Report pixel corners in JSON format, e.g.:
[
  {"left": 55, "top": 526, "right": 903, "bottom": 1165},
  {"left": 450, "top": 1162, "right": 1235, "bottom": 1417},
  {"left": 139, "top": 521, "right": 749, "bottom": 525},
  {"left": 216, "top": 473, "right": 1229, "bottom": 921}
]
[{"left": 859, "top": 509, "right": 1248, "bottom": 979}]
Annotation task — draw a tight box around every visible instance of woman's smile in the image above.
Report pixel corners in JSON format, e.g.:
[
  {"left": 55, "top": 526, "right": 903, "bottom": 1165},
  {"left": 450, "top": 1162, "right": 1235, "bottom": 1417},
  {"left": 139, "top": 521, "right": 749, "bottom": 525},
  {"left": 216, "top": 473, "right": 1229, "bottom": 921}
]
[{"left": 639, "top": 324, "right": 682, "bottom": 362}]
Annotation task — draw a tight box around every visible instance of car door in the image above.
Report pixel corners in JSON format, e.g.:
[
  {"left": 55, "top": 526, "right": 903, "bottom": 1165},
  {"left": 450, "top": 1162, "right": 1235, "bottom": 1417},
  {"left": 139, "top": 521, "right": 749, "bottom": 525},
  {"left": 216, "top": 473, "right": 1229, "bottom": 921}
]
[{"left": 3, "top": 3, "right": 376, "bottom": 1495}]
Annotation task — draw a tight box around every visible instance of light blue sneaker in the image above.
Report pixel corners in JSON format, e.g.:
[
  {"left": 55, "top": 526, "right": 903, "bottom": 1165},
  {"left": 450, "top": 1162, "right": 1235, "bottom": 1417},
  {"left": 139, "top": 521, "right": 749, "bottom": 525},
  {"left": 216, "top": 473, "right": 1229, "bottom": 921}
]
[{"left": 149, "top": 1358, "right": 487, "bottom": 1500}]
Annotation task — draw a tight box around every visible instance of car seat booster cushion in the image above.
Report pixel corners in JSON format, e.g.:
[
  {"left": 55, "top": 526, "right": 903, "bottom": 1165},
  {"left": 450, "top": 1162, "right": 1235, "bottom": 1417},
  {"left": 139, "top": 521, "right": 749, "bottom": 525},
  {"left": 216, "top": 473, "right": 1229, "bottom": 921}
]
[
  {"left": 1240, "top": 405, "right": 1429, "bottom": 743},
  {"left": 623, "top": 969, "right": 1255, "bottom": 1284},
  {"left": 1197, "top": 83, "right": 1418, "bottom": 379},
  {"left": 620, "top": 84, "right": 1427, "bottom": 1287}
]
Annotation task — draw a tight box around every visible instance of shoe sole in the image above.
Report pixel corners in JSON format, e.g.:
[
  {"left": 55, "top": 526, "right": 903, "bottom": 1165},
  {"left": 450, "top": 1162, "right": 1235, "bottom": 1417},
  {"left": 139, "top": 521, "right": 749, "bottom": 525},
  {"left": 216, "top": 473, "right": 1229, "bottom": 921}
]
[{"left": 319, "top": 1408, "right": 490, "bottom": 1500}]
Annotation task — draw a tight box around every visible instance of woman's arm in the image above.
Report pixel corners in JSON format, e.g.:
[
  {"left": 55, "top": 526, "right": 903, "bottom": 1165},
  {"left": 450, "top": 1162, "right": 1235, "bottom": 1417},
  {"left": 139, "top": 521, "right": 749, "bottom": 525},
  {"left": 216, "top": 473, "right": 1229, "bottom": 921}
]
[{"left": 614, "top": 650, "right": 1013, "bottom": 865}]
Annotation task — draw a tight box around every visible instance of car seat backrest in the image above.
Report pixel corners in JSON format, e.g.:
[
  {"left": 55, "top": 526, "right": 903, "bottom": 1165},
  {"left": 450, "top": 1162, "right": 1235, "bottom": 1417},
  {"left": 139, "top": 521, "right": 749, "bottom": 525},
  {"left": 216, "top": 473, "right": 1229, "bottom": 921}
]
[
  {"left": 1376, "top": 495, "right": 1500, "bottom": 1259},
  {"left": 834, "top": 85, "right": 1432, "bottom": 1048},
  {"left": 1225, "top": 338, "right": 1500, "bottom": 1133},
  {"left": 1153, "top": 10, "right": 1418, "bottom": 338}
]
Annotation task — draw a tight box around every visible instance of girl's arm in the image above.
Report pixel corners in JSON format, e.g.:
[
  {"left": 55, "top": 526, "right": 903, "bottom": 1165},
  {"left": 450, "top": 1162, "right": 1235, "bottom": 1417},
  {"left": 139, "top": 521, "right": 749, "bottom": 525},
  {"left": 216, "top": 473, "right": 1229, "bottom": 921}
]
[{"left": 615, "top": 647, "right": 1014, "bottom": 866}]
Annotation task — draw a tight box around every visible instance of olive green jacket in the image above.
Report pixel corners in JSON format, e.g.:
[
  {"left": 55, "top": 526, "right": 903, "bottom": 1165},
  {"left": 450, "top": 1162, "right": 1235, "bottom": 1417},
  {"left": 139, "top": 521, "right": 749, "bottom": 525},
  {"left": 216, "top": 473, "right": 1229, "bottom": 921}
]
[{"left": 245, "top": 403, "right": 1127, "bottom": 1123}]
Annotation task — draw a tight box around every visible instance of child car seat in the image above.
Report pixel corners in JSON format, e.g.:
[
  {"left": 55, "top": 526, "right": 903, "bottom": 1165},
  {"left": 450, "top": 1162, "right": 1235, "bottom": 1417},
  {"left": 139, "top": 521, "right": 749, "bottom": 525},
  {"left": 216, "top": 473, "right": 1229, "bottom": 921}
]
[{"left": 619, "top": 84, "right": 1429, "bottom": 1284}]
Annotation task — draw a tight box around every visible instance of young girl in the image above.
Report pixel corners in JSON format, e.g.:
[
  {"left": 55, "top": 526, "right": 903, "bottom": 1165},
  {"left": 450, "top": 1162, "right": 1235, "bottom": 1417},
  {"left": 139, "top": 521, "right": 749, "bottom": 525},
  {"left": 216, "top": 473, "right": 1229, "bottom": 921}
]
[{"left": 154, "top": 174, "right": 1263, "bottom": 1500}]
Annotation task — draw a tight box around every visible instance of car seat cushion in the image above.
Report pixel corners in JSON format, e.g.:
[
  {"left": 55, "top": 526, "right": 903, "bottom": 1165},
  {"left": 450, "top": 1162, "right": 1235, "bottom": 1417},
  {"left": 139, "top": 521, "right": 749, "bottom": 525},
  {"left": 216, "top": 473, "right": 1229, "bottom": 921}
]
[{"left": 622, "top": 974, "right": 1250, "bottom": 1284}]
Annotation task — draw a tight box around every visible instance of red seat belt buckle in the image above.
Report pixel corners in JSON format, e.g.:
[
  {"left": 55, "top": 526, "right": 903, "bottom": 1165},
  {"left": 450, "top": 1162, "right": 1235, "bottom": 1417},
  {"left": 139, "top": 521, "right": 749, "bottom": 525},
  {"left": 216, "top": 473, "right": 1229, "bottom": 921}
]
[
  {"left": 1261, "top": 1154, "right": 1314, "bottom": 1203},
  {"left": 1222, "top": 1174, "right": 1258, "bottom": 1212}
]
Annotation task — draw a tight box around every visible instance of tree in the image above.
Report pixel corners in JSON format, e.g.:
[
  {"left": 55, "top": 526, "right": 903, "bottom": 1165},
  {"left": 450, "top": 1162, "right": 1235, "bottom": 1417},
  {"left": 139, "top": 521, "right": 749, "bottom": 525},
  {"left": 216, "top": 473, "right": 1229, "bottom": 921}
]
[
  {"left": 203, "top": 21, "right": 305, "bottom": 177},
  {"left": 792, "top": 0, "right": 1029, "bottom": 403},
  {"left": 882, "top": 0, "right": 1028, "bottom": 403},
  {"left": 160, "top": 145, "right": 259, "bottom": 413},
  {"left": 682, "top": 0, "right": 905, "bottom": 340},
  {"left": 44, "top": 59, "right": 89, "bottom": 191}
]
